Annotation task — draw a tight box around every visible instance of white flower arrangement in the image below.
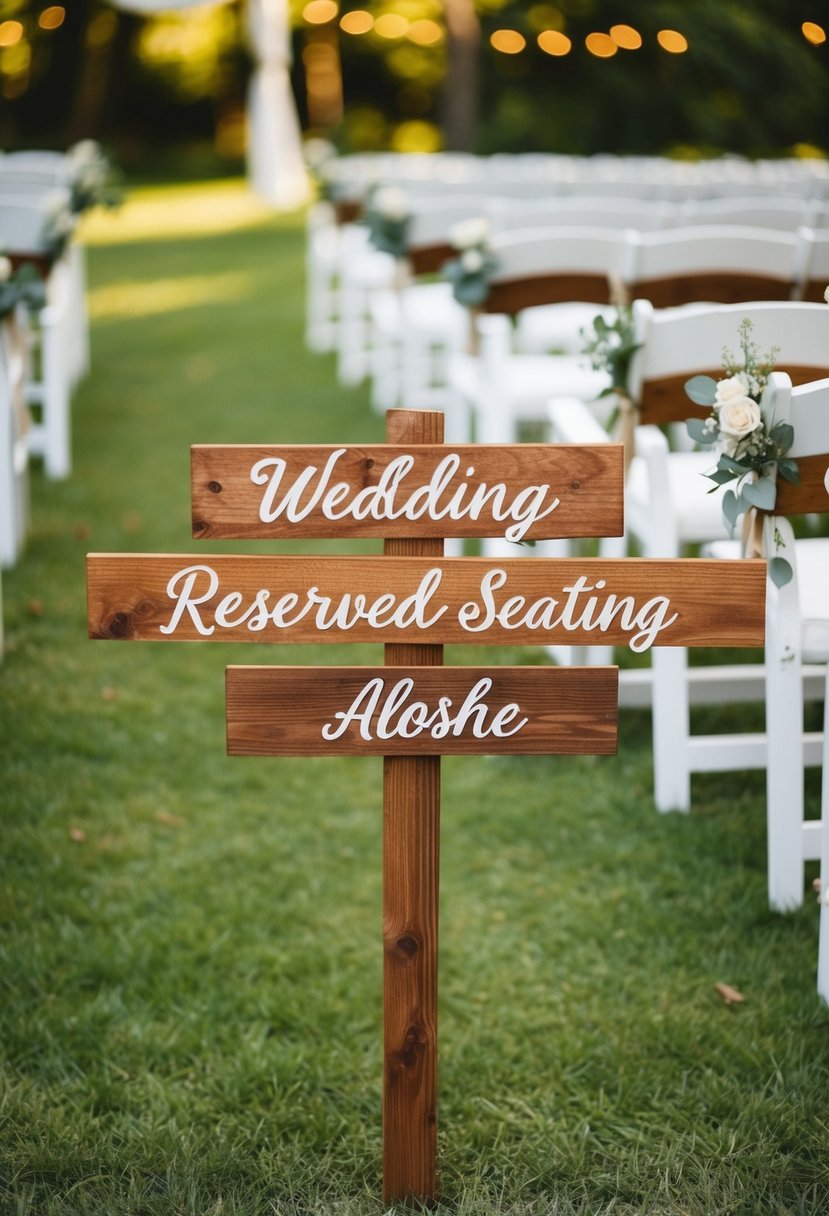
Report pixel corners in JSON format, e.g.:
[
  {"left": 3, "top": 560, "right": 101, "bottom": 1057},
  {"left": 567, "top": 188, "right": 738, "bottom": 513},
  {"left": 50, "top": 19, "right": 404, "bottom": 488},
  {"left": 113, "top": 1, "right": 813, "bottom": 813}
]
[
  {"left": 41, "top": 189, "right": 78, "bottom": 258},
  {"left": 363, "top": 184, "right": 411, "bottom": 259},
  {"left": 441, "top": 216, "right": 498, "bottom": 307},
  {"left": 66, "top": 139, "right": 123, "bottom": 214},
  {"left": 685, "top": 318, "right": 797, "bottom": 587}
]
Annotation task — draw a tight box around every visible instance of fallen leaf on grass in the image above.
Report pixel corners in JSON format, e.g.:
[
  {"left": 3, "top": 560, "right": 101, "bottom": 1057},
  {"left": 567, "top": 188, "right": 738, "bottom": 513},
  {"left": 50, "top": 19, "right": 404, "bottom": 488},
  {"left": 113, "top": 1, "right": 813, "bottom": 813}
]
[
  {"left": 100, "top": 687, "right": 118, "bottom": 702},
  {"left": 26, "top": 599, "right": 43, "bottom": 616},
  {"left": 714, "top": 982, "right": 745, "bottom": 1005},
  {"left": 155, "top": 811, "right": 185, "bottom": 827},
  {"left": 69, "top": 827, "right": 87, "bottom": 843}
]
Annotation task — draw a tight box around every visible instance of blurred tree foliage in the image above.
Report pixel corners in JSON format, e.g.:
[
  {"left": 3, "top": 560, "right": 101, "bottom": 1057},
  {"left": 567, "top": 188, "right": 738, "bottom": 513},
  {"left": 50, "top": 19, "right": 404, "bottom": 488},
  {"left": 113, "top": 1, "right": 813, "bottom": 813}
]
[{"left": 0, "top": 0, "right": 826, "bottom": 163}]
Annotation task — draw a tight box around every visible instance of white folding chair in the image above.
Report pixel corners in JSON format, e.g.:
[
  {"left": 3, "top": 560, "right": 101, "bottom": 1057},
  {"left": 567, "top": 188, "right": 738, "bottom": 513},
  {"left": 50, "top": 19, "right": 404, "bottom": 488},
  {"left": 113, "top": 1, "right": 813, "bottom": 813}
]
[
  {"left": 445, "top": 226, "right": 632, "bottom": 449},
  {"left": 0, "top": 312, "right": 31, "bottom": 568},
  {"left": 627, "top": 225, "right": 803, "bottom": 308},
  {"left": 735, "top": 373, "right": 829, "bottom": 921},
  {"left": 548, "top": 301, "right": 829, "bottom": 846},
  {"left": 0, "top": 193, "right": 76, "bottom": 478}
]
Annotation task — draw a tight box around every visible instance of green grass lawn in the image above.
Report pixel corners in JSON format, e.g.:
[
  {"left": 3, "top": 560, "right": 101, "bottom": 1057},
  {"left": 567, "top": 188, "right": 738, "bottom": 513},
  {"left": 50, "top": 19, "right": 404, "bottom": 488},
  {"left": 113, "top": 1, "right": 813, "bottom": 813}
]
[{"left": 1, "top": 179, "right": 828, "bottom": 1216}]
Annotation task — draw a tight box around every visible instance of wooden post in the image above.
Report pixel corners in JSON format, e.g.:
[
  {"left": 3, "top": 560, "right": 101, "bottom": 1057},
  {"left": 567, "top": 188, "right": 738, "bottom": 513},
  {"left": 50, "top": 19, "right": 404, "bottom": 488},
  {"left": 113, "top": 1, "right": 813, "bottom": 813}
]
[{"left": 382, "top": 409, "right": 443, "bottom": 1204}]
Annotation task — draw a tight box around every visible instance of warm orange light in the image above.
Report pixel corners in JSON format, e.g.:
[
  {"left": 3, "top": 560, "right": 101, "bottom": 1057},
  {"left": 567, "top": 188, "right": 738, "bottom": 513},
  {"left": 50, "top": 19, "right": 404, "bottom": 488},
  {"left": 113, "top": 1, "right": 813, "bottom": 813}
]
[
  {"left": 374, "top": 13, "right": 409, "bottom": 38},
  {"left": 585, "top": 32, "right": 617, "bottom": 58},
  {"left": 303, "top": 0, "right": 338, "bottom": 25},
  {"left": 610, "top": 23, "right": 642, "bottom": 50},
  {"left": 340, "top": 9, "right": 373, "bottom": 34},
  {"left": 538, "top": 29, "right": 571, "bottom": 56},
  {"left": 38, "top": 6, "right": 65, "bottom": 30},
  {"left": 491, "top": 29, "right": 526, "bottom": 54},
  {"left": 0, "top": 20, "right": 23, "bottom": 47},
  {"left": 657, "top": 29, "right": 688, "bottom": 53},
  {"left": 803, "top": 21, "right": 827, "bottom": 45},
  {"left": 408, "top": 19, "right": 443, "bottom": 46}
]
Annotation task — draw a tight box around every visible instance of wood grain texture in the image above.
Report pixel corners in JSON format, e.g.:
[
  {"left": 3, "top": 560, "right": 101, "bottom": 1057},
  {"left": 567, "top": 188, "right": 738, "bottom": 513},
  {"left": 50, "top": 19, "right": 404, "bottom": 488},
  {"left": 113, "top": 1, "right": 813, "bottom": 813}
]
[
  {"left": 482, "top": 272, "right": 611, "bottom": 314},
  {"left": 190, "top": 443, "right": 623, "bottom": 540},
  {"left": 225, "top": 666, "right": 619, "bottom": 756},
  {"left": 630, "top": 272, "right": 793, "bottom": 310},
  {"left": 86, "top": 554, "right": 767, "bottom": 649},
  {"left": 382, "top": 409, "right": 442, "bottom": 1203},
  {"left": 640, "top": 366, "right": 829, "bottom": 426},
  {"left": 773, "top": 453, "right": 829, "bottom": 515}
]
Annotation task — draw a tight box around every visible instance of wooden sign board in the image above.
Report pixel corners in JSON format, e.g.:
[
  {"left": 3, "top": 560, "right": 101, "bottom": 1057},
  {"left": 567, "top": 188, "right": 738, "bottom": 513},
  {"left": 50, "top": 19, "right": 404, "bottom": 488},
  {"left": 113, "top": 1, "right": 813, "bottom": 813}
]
[
  {"left": 87, "top": 554, "right": 767, "bottom": 650},
  {"left": 225, "top": 666, "right": 619, "bottom": 756},
  {"left": 191, "top": 444, "right": 624, "bottom": 541}
]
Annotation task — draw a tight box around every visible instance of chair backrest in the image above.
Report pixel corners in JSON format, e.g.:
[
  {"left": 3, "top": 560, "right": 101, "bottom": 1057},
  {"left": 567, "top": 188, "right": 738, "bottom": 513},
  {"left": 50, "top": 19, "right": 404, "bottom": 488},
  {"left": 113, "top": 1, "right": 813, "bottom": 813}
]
[
  {"left": 677, "top": 196, "right": 818, "bottom": 232},
  {"left": 627, "top": 225, "right": 801, "bottom": 307},
  {"left": 489, "top": 196, "right": 671, "bottom": 233},
  {"left": 628, "top": 299, "right": 829, "bottom": 426},
  {"left": 762, "top": 371, "right": 829, "bottom": 516},
  {"left": 481, "top": 225, "right": 634, "bottom": 314},
  {"left": 0, "top": 193, "right": 57, "bottom": 255},
  {"left": 795, "top": 227, "right": 829, "bottom": 303},
  {"left": 404, "top": 195, "right": 493, "bottom": 275}
]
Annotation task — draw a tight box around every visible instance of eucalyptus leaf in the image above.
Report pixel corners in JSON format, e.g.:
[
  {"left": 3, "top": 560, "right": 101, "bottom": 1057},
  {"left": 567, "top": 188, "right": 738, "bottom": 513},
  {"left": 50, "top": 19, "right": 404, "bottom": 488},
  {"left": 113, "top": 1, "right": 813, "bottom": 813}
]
[
  {"left": 684, "top": 375, "right": 718, "bottom": 406},
  {"left": 777, "top": 458, "right": 800, "bottom": 484},
  {"left": 741, "top": 476, "right": 777, "bottom": 510},
  {"left": 722, "top": 489, "right": 740, "bottom": 527},
  {"left": 686, "top": 417, "right": 715, "bottom": 444},
  {"left": 705, "top": 467, "right": 737, "bottom": 486},
  {"left": 769, "top": 422, "right": 794, "bottom": 450},
  {"left": 768, "top": 557, "right": 793, "bottom": 588},
  {"left": 717, "top": 453, "right": 751, "bottom": 475}
]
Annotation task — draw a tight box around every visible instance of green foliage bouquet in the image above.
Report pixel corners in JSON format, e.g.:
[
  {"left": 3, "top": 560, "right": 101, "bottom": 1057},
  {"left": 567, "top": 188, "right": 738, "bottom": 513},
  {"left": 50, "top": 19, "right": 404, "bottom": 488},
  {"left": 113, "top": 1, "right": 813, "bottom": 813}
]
[
  {"left": 684, "top": 319, "right": 797, "bottom": 586},
  {"left": 363, "top": 184, "right": 411, "bottom": 259},
  {"left": 67, "top": 139, "right": 124, "bottom": 214},
  {"left": 0, "top": 257, "right": 46, "bottom": 319},
  {"left": 441, "top": 216, "right": 498, "bottom": 307}
]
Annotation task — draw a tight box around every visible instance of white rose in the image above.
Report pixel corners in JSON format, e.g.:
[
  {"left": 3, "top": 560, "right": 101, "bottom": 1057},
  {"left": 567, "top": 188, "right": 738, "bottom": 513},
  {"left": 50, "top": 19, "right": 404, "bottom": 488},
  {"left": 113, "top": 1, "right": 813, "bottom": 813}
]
[
  {"left": 715, "top": 373, "right": 751, "bottom": 406},
  {"left": 0, "top": 255, "right": 11, "bottom": 283},
  {"left": 68, "top": 139, "right": 101, "bottom": 166},
  {"left": 824, "top": 285, "right": 829, "bottom": 304},
  {"left": 372, "top": 186, "right": 409, "bottom": 221},
  {"left": 717, "top": 395, "right": 761, "bottom": 440},
  {"left": 460, "top": 248, "right": 484, "bottom": 274},
  {"left": 450, "top": 216, "right": 491, "bottom": 250}
]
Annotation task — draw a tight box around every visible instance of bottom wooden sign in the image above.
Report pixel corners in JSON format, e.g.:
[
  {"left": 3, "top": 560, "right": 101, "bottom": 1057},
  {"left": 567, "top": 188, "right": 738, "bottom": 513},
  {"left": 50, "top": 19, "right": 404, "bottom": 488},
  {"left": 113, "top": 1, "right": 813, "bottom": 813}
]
[{"left": 226, "top": 666, "right": 619, "bottom": 756}]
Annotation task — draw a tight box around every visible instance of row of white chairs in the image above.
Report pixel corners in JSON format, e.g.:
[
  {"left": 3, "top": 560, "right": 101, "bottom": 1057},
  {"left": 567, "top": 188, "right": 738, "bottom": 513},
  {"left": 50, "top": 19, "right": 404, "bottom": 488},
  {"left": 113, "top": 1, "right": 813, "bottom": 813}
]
[
  {"left": 0, "top": 151, "right": 94, "bottom": 655},
  {"left": 318, "top": 150, "right": 829, "bottom": 210},
  {"left": 307, "top": 193, "right": 829, "bottom": 400}
]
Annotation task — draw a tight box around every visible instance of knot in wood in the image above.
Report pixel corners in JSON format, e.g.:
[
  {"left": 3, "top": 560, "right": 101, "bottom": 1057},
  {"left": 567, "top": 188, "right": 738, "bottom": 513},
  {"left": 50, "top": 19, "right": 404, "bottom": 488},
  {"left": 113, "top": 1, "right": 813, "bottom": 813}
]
[
  {"left": 396, "top": 934, "right": 419, "bottom": 959},
  {"left": 207, "top": 480, "right": 222, "bottom": 494},
  {"left": 364, "top": 457, "right": 375, "bottom": 469},
  {"left": 105, "top": 611, "right": 134, "bottom": 639},
  {"left": 570, "top": 479, "right": 581, "bottom": 491}
]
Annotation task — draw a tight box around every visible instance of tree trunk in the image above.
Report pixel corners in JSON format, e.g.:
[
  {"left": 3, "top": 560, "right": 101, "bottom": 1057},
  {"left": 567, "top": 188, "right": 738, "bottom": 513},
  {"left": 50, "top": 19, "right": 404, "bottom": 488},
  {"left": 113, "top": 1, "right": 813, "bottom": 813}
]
[{"left": 440, "top": 0, "right": 480, "bottom": 151}]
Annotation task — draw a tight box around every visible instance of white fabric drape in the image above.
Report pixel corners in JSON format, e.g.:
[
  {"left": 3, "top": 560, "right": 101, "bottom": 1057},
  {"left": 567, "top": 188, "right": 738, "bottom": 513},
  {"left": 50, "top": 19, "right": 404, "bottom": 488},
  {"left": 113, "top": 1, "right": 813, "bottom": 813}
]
[
  {"left": 246, "top": 0, "right": 310, "bottom": 208},
  {"left": 104, "top": 0, "right": 309, "bottom": 209}
]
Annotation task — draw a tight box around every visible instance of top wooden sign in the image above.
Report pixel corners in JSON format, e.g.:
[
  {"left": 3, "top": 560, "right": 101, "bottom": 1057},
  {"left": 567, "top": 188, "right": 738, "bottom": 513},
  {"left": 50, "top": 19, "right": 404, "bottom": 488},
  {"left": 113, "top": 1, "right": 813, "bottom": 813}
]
[{"left": 190, "top": 444, "right": 624, "bottom": 541}]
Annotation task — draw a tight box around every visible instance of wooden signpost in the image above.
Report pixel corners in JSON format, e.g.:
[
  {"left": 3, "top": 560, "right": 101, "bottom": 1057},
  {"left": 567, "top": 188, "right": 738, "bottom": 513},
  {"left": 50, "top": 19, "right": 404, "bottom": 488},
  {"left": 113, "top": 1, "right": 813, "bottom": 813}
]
[{"left": 87, "top": 410, "right": 766, "bottom": 1204}]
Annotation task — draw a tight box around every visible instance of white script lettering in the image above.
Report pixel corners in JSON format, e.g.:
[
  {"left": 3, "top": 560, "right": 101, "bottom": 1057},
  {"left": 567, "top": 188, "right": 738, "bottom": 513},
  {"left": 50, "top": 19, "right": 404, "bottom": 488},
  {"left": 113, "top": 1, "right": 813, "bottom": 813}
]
[
  {"left": 250, "top": 450, "right": 560, "bottom": 542},
  {"left": 321, "top": 677, "right": 529, "bottom": 742}
]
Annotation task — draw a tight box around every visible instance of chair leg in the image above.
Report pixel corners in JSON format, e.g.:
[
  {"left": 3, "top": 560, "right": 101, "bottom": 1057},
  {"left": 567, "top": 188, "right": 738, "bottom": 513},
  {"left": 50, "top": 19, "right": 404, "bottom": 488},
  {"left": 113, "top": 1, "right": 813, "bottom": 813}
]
[
  {"left": 652, "top": 646, "right": 691, "bottom": 812},
  {"left": 40, "top": 311, "right": 71, "bottom": 480},
  {"left": 817, "top": 668, "right": 829, "bottom": 1003},
  {"left": 765, "top": 641, "right": 806, "bottom": 911}
]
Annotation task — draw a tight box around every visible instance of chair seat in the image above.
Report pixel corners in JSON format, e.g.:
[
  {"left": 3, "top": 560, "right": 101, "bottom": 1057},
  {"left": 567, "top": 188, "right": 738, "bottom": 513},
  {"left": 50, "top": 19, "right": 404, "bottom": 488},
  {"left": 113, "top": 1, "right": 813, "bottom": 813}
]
[
  {"left": 515, "top": 302, "right": 616, "bottom": 355},
  {"left": 448, "top": 351, "right": 607, "bottom": 417},
  {"left": 370, "top": 280, "right": 467, "bottom": 340},
  {"left": 627, "top": 450, "right": 729, "bottom": 544}
]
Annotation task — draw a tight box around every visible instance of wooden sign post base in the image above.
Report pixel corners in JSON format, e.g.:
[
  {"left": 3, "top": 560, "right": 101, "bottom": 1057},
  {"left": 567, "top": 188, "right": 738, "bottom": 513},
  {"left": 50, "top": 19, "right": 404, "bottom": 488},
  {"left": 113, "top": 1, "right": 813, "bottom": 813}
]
[{"left": 382, "top": 409, "right": 443, "bottom": 1203}]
